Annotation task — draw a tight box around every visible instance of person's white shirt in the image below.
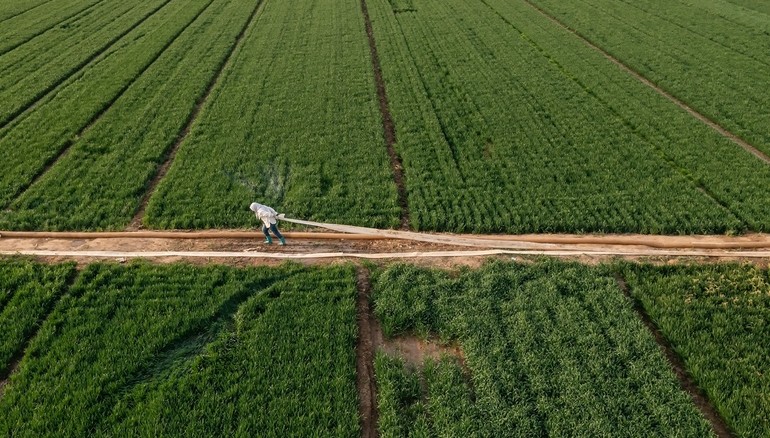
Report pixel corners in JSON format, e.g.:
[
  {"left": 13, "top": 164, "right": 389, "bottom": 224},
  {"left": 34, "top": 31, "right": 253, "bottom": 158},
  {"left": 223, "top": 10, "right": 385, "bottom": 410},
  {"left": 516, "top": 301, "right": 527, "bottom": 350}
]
[{"left": 249, "top": 202, "right": 278, "bottom": 227}]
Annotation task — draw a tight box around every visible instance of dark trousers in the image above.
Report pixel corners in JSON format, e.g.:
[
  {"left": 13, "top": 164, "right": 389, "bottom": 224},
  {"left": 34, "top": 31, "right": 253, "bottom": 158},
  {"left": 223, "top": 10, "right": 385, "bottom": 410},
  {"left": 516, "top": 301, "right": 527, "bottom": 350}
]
[{"left": 262, "top": 223, "right": 284, "bottom": 239}]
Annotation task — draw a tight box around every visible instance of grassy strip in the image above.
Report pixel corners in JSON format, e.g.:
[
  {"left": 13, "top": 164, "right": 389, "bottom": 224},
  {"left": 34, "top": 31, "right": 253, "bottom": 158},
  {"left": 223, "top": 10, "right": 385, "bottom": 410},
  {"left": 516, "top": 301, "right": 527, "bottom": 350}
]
[
  {"left": 0, "top": 0, "right": 103, "bottom": 55},
  {"left": 145, "top": 0, "right": 400, "bottom": 229},
  {"left": 528, "top": 0, "right": 770, "bottom": 155},
  {"left": 0, "top": 258, "right": 75, "bottom": 372},
  {"left": 372, "top": 261, "right": 714, "bottom": 436},
  {"left": 0, "top": 0, "right": 258, "bottom": 231},
  {"left": 0, "top": 0, "right": 171, "bottom": 126},
  {"left": 368, "top": 0, "right": 770, "bottom": 233},
  {"left": 622, "top": 262, "right": 770, "bottom": 437},
  {"left": 0, "top": 0, "right": 211, "bottom": 211},
  {"left": 0, "top": 262, "right": 359, "bottom": 436}
]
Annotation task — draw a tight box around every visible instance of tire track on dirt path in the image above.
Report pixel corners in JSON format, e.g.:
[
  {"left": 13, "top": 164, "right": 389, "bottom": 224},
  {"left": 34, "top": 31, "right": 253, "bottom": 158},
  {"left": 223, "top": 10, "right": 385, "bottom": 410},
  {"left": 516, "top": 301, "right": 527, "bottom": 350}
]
[
  {"left": 0, "top": 0, "right": 176, "bottom": 130},
  {"left": 520, "top": 0, "right": 770, "bottom": 167},
  {"left": 355, "top": 267, "right": 380, "bottom": 438},
  {"left": 360, "top": 0, "right": 410, "bottom": 230},
  {"left": 128, "top": 0, "right": 268, "bottom": 231},
  {"left": 5, "top": 0, "right": 217, "bottom": 211},
  {"left": 614, "top": 274, "right": 734, "bottom": 438},
  {"left": 0, "top": 268, "right": 80, "bottom": 400}
]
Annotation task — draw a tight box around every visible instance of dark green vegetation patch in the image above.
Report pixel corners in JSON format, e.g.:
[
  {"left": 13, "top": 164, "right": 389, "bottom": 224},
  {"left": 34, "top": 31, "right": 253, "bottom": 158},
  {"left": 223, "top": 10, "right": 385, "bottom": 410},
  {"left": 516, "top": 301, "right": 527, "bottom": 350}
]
[
  {"left": 371, "top": 261, "right": 715, "bottom": 437},
  {"left": 0, "top": 261, "right": 360, "bottom": 437}
]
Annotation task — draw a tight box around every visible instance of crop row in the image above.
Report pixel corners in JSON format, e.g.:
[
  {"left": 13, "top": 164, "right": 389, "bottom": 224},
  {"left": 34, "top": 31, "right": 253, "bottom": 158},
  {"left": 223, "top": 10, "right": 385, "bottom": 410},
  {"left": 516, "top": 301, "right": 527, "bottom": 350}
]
[
  {"left": 623, "top": 262, "right": 770, "bottom": 437},
  {"left": 0, "top": 0, "right": 103, "bottom": 55},
  {"left": 0, "top": 0, "right": 260, "bottom": 231},
  {"left": 367, "top": 0, "right": 770, "bottom": 233},
  {"left": 0, "top": 0, "right": 55, "bottom": 23},
  {"left": 0, "top": 261, "right": 359, "bottom": 436},
  {"left": 0, "top": 259, "right": 74, "bottom": 373},
  {"left": 0, "top": 0, "right": 173, "bottom": 127},
  {"left": 0, "top": 0, "right": 211, "bottom": 211},
  {"left": 143, "top": 0, "right": 400, "bottom": 229},
  {"left": 527, "top": 0, "right": 770, "bottom": 156}
]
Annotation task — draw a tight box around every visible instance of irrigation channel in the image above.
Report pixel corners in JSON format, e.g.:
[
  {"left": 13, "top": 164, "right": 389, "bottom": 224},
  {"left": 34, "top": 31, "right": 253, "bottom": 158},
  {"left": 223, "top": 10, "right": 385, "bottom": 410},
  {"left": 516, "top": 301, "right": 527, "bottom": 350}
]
[{"left": 3, "top": 217, "right": 770, "bottom": 262}]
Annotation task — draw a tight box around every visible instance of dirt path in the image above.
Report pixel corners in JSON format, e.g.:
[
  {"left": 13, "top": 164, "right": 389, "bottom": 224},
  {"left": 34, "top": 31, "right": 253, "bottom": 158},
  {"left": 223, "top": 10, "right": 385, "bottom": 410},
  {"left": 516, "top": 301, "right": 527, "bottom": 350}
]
[
  {"left": 128, "top": 0, "right": 267, "bottom": 230},
  {"left": 360, "top": 0, "right": 410, "bottom": 230},
  {"left": 521, "top": 0, "right": 770, "bottom": 166},
  {"left": 615, "top": 276, "right": 734, "bottom": 438},
  {"left": 355, "top": 268, "right": 379, "bottom": 438}
]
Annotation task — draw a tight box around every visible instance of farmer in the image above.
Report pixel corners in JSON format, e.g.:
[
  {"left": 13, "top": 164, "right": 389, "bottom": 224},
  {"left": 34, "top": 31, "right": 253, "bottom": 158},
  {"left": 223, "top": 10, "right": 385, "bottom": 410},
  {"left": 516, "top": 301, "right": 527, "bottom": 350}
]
[{"left": 249, "top": 202, "right": 286, "bottom": 245}]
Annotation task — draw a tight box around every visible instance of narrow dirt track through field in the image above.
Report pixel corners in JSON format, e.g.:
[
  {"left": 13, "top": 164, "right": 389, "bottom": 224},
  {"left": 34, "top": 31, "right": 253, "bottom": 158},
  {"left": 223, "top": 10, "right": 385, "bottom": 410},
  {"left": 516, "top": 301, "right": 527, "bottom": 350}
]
[
  {"left": 7, "top": 0, "right": 217, "bottom": 207},
  {"left": 520, "top": 0, "right": 770, "bottom": 166},
  {"left": 360, "top": 0, "right": 410, "bottom": 230},
  {"left": 0, "top": 0, "right": 57, "bottom": 25},
  {"left": 128, "top": 0, "right": 268, "bottom": 230},
  {"left": 615, "top": 275, "right": 734, "bottom": 438},
  {"left": 355, "top": 268, "right": 379, "bottom": 438}
]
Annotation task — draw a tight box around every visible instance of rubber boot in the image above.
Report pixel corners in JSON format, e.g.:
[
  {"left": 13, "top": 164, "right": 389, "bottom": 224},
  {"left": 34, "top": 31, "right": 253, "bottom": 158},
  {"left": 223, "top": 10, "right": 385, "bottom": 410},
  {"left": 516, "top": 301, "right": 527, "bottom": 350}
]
[
  {"left": 279, "top": 237, "right": 286, "bottom": 246},
  {"left": 264, "top": 236, "right": 273, "bottom": 245}
]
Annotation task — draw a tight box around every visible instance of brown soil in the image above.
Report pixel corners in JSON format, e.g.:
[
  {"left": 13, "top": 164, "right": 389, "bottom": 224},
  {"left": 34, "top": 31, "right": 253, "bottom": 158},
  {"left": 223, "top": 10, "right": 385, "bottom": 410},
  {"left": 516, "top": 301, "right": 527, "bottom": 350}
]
[
  {"left": 128, "top": 0, "right": 265, "bottom": 230},
  {"left": 355, "top": 268, "right": 379, "bottom": 438},
  {"left": 521, "top": 0, "right": 770, "bottom": 166},
  {"left": 615, "top": 275, "right": 734, "bottom": 438},
  {"left": 360, "top": 0, "right": 410, "bottom": 230}
]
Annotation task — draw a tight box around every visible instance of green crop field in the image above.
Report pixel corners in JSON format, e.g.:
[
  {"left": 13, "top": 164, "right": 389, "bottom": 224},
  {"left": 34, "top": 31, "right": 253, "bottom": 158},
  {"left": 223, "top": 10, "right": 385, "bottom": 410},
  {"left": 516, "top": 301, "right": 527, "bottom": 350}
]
[
  {"left": 0, "top": 260, "right": 360, "bottom": 436},
  {"left": 1, "top": 258, "right": 768, "bottom": 435},
  {"left": 0, "top": 0, "right": 768, "bottom": 233}
]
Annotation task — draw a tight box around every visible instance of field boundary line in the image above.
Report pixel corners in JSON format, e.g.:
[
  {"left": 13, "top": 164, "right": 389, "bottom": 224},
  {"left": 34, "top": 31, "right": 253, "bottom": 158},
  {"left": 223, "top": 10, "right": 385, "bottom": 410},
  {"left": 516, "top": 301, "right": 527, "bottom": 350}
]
[
  {"left": 0, "top": 0, "right": 57, "bottom": 25},
  {"left": 6, "top": 248, "right": 770, "bottom": 259},
  {"left": 614, "top": 275, "right": 734, "bottom": 438},
  {"left": 128, "top": 0, "right": 269, "bottom": 230},
  {"left": 355, "top": 267, "right": 380, "bottom": 438},
  {"left": 0, "top": 0, "right": 176, "bottom": 129},
  {"left": 6, "top": 0, "right": 217, "bottom": 209},
  {"left": 520, "top": 0, "right": 770, "bottom": 166},
  {"left": 0, "top": 0, "right": 107, "bottom": 57},
  {"left": 0, "top": 268, "right": 79, "bottom": 399},
  {"left": 360, "top": 0, "right": 410, "bottom": 230}
]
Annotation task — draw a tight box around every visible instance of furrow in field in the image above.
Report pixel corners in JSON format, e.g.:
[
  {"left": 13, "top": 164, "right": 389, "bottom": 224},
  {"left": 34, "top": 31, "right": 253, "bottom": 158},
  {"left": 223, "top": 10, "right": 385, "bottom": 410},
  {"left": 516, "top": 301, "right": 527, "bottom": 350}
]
[
  {"left": 360, "top": 0, "right": 409, "bottom": 230},
  {"left": 129, "top": 0, "right": 268, "bottom": 230},
  {"left": 0, "top": 0, "right": 215, "bottom": 212},
  {"left": 614, "top": 275, "right": 734, "bottom": 438},
  {"left": 0, "top": 0, "right": 175, "bottom": 128},
  {"left": 0, "top": 0, "right": 105, "bottom": 56},
  {"left": 355, "top": 267, "right": 379, "bottom": 438},
  {"left": 144, "top": 0, "right": 400, "bottom": 230}
]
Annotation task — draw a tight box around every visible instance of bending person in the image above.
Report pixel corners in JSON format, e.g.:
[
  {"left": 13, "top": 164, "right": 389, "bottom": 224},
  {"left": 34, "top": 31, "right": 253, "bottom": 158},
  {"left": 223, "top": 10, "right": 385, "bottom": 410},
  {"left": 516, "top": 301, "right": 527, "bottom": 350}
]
[{"left": 249, "top": 202, "right": 286, "bottom": 245}]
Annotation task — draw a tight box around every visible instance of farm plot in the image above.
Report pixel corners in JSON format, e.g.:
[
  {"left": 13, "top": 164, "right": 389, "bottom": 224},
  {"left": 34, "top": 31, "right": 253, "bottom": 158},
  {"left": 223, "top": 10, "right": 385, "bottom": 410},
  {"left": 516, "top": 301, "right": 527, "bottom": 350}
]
[
  {"left": 144, "top": 0, "right": 400, "bottom": 230},
  {"left": 0, "top": 0, "right": 260, "bottom": 231},
  {"left": 0, "top": 0, "right": 214, "bottom": 211},
  {"left": 0, "top": 262, "right": 360, "bottom": 437},
  {"left": 0, "top": 0, "right": 103, "bottom": 54},
  {"left": 0, "top": 0, "right": 173, "bottom": 127},
  {"left": 527, "top": 0, "right": 770, "bottom": 156},
  {"left": 371, "top": 261, "right": 714, "bottom": 436},
  {"left": 0, "top": 258, "right": 74, "bottom": 373},
  {"left": 366, "top": 0, "right": 770, "bottom": 234},
  {"left": 622, "top": 263, "right": 770, "bottom": 437}
]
